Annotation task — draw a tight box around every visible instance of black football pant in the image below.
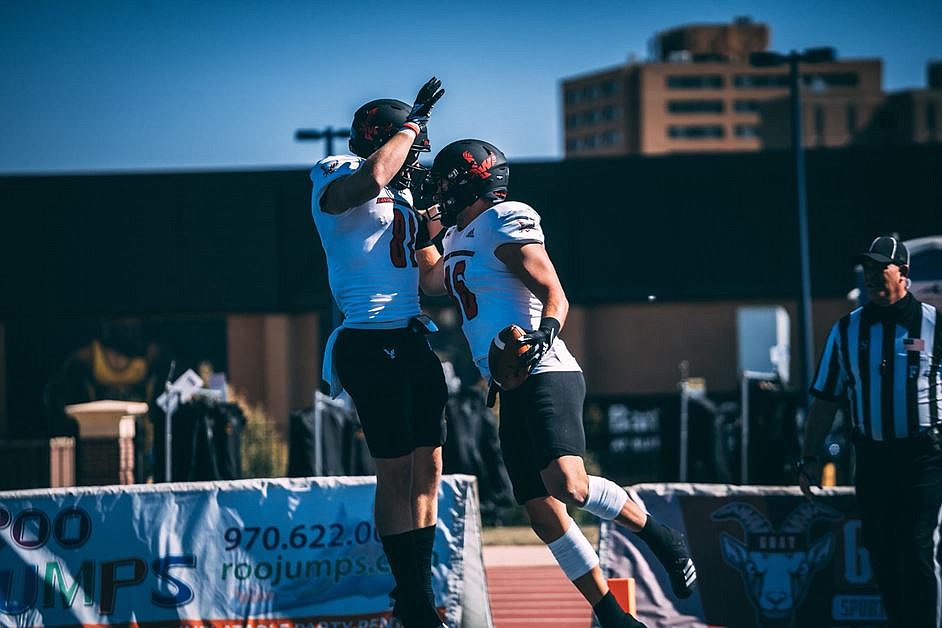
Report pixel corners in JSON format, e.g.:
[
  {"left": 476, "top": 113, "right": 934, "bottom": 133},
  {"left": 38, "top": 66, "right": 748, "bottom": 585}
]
[{"left": 855, "top": 430, "right": 942, "bottom": 628}]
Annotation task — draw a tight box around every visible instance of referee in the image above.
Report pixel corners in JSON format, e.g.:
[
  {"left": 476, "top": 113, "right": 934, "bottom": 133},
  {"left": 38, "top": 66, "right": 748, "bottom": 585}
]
[{"left": 799, "top": 235, "right": 942, "bottom": 628}]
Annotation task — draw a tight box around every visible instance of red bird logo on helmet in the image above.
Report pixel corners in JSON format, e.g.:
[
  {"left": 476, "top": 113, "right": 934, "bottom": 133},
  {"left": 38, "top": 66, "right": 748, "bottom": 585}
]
[
  {"left": 359, "top": 107, "right": 379, "bottom": 141},
  {"left": 462, "top": 151, "right": 495, "bottom": 179},
  {"left": 359, "top": 107, "right": 394, "bottom": 142}
]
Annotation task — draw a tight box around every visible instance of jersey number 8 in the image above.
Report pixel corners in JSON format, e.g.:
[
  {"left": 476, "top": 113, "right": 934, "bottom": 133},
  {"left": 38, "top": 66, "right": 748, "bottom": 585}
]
[{"left": 389, "top": 209, "right": 418, "bottom": 269}]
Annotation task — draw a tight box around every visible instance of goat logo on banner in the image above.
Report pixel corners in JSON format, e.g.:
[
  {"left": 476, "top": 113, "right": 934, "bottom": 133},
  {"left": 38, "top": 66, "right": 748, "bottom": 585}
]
[{"left": 712, "top": 501, "right": 842, "bottom": 625}]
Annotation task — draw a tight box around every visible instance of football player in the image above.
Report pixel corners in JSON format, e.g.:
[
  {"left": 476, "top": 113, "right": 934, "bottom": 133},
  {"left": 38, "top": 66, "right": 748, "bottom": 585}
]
[
  {"left": 420, "top": 139, "right": 697, "bottom": 627},
  {"left": 310, "top": 78, "right": 447, "bottom": 627}
]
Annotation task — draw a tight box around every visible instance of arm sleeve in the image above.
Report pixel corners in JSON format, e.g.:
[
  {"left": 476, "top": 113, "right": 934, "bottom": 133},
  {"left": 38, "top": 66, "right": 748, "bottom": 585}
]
[
  {"left": 491, "top": 204, "right": 545, "bottom": 251},
  {"left": 809, "top": 322, "right": 847, "bottom": 401},
  {"left": 309, "top": 156, "right": 361, "bottom": 214}
]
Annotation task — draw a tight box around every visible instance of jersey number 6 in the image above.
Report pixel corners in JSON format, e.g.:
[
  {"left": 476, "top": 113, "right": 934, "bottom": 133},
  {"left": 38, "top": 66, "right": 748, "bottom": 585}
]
[{"left": 445, "top": 260, "right": 478, "bottom": 321}]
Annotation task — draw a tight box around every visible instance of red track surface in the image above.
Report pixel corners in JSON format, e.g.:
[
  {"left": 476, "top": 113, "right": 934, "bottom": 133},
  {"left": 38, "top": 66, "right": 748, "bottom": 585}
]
[{"left": 486, "top": 565, "right": 592, "bottom": 627}]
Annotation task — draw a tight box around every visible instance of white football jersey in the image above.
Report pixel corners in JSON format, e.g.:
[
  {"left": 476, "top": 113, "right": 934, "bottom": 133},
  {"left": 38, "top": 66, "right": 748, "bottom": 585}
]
[
  {"left": 310, "top": 154, "right": 422, "bottom": 327},
  {"left": 441, "top": 201, "right": 581, "bottom": 379}
]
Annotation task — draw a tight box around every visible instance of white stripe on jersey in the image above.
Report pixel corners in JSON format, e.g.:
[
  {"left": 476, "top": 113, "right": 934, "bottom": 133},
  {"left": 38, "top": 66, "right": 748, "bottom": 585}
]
[
  {"left": 934, "top": 501, "right": 942, "bottom": 627},
  {"left": 848, "top": 310, "right": 864, "bottom": 432},
  {"left": 920, "top": 304, "right": 938, "bottom": 427},
  {"left": 893, "top": 321, "right": 909, "bottom": 438},
  {"left": 811, "top": 324, "right": 842, "bottom": 397},
  {"left": 868, "top": 321, "right": 883, "bottom": 439}
]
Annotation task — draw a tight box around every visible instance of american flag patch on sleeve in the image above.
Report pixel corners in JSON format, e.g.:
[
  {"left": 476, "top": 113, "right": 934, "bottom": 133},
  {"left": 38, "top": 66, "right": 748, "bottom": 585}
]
[{"left": 904, "top": 338, "right": 925, "bottom": 351}]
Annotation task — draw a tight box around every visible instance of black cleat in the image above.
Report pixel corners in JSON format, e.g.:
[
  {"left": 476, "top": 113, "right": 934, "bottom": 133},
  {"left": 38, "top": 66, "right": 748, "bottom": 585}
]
[
  {"left": 657, "top": 528, "right": 697, "bottom": 599},
  {"left": 621, "top": 614, "right": 646, "bottom": 628},
  {"left": 638, "top": 517, "right": 697, "bottom": 599},
  {"left": 594, "top": 590, "right": 647, "bottom": 627},
  {"left": 392, "top": 597, "right": 444, "bottom": 628}
]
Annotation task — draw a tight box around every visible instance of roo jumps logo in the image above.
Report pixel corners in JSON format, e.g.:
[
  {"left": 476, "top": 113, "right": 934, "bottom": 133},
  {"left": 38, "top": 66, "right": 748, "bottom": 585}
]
[{"left": 712, "top": 502, "right": 842, "bottom": 625}]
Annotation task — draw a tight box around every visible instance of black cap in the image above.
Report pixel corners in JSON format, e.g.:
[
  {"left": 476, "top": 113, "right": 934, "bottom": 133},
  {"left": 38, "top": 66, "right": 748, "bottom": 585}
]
[{"left": 852, "top": 236, "right": 910, "bottom": 266}]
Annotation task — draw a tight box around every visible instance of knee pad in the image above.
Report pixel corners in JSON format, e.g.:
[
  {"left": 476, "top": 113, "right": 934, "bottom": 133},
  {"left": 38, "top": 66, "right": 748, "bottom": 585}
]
[
  {"left": 546, "top": 517, "right": 599, "bottom": 581},
  {"left": 582, "top": 475, "right": 629, "bottom": 520}
]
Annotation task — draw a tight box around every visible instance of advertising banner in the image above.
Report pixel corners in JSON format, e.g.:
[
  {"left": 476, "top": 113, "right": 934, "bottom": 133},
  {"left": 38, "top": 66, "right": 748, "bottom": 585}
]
[
  {"left": 0, "top": 475, "right": 492, "bottom": 627},
  {"left": 599, "top": 484, "right": 887, "bottom": 627}
]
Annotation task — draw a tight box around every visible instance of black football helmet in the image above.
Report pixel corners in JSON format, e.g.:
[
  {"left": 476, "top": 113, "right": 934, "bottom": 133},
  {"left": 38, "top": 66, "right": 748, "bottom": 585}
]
[
  {"left": 421, "top": 139, "right": 509, "bottom": 226},
  {"left": 349, "top": 98, "right": 430, "bottom": 190}
]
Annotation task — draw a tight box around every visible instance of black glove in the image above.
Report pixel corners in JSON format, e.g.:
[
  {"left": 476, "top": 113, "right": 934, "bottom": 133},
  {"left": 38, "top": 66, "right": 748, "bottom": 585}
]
[
  {"left": 405, "top": 77, "right": 445, "bottom": 132},
  {"left": 414, "top": 212, "right": 434, "bottom": 249},
  {"left": 517, "top": 317, "right": 561, "bottom": 371}
]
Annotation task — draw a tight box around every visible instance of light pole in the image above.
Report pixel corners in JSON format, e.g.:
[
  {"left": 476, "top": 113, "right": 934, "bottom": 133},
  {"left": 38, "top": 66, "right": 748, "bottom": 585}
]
[
  {"left": 750, "top": 47, "right": 835, "bottom": 402},
  {"left": 295, "top": 127, "right": 352, "bottom": 158}
]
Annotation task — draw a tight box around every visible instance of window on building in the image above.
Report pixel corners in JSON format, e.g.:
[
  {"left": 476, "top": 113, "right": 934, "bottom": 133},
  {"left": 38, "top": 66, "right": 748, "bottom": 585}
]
[
  {"left": 666, "top": 75, "right": 724, "bottom": 89},
  {"left": 927, "top": 102, "right": 938, "bottom": 136},
  {"left": 583, "top": 134, "right": 597, "bottom": 148},
  {"left": 735, "top": 125, "right": 759, "bottom": 138},
  {"left": 667, "top": 100, "right": 724, "bottom": 114},
  {"left": 566, "top": 138, "right": 578, "bottom": 152},
  {"left": 566, "top": 114, "right": 579, "bottom": 129},
  {"left": 734, "top": 74, "right": 789, "bottom": 88},
  {"left": 734, "top": 99, "right": 762, "bottom": 112},
  {"left": 581, "top": 85, "right": 598, "bottom": 101},
  {"left": 846, "top": 104, "right": 857, "bottom": 134},
  {"left": 667, "top": 125, "right": 725, "bottom": 139},
  {"left": 600, "top": 105, "right": 618, "bottom": 121},
  {"left": 600, "top": 80, "right": 619, "bottom": 97},
  {"left": 601, "top": 130, "right": 622, "bottom": 146},
  {"left": 581, "top": 110, "right": 598, "bottom": 125},
  {"left": 803, "top": 72, "right": 859, "bottom": 88},
  {"left": 814, "top": 105, "right": 826, "bottom": 139},
  {"left": 565, "top": 89, "right": 578, "bottom": 105}
]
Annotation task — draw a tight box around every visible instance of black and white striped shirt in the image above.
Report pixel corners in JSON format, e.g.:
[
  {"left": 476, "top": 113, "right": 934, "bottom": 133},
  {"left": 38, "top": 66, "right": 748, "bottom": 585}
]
[{"left": 811, "top": 293, "right": 942, "bottom": 440}]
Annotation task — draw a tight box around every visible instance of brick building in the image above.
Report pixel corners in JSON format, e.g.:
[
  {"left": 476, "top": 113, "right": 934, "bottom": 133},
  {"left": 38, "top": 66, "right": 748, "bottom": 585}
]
[{"left": 562, "top": 17, "right": 882, "bottom": 156}]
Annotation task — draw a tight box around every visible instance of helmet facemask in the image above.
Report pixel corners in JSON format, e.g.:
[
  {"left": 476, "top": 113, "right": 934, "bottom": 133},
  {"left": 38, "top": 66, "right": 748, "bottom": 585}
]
[
  {"left": 425, "top": 170, "right": 479, "bottom": 227},
  {"left": 392, "top": 139, "right": 431, "bottom": 191}
]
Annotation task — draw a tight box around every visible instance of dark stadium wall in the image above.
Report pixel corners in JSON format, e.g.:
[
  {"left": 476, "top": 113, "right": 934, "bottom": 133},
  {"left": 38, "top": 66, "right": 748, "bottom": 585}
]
[
  {"left": 517, "top": 146, "right": 939, "bottom": 305},
  {"left": 0, "top": 145, "right": 939, "bottom": 433},
  {"left": 1, "top": 145, "right": 937, "bottom": 318}
]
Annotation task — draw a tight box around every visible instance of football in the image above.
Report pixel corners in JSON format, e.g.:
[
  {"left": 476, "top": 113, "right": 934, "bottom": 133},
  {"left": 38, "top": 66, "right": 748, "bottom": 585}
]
[{"left": 488, "top": 324, "right": 531, "bottom": 391}]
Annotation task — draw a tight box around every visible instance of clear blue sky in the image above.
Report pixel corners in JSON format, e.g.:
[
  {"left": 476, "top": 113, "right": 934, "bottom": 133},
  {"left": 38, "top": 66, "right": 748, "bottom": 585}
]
[{"left": 1, "top": 0, "right": 939, "bottom": 173}]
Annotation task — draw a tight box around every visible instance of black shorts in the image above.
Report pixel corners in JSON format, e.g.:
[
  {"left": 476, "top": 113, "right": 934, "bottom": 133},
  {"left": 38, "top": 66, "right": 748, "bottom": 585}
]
[
  {"left": 498, "top": 371, "right": 587, "bottom": 504},
  {"left": 334, "top": 327, "right": 447, "bottom": 459}
]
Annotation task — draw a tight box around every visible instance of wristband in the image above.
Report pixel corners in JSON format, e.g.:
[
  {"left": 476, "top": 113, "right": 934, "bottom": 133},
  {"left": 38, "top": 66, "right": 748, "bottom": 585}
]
[{"left": 401, "top": 122, "right": 421, "bottom": 136}]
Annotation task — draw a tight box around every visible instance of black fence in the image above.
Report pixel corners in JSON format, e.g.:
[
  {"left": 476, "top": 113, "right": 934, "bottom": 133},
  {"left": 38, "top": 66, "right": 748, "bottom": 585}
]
[{"left": 585, "top": 383, "right": 835, "bottom": 486}]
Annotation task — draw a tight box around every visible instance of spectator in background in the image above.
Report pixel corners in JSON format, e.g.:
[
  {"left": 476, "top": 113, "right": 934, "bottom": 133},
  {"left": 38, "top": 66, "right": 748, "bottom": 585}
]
[
  {"left": 43, "top": 319, "right": 171, "bottom": 436},
  {"left": 800, "top": 236, "right": 942, "bottom": 628},
  {"left": 42, "top": 319, "right": 172, "bottom": 482}
]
